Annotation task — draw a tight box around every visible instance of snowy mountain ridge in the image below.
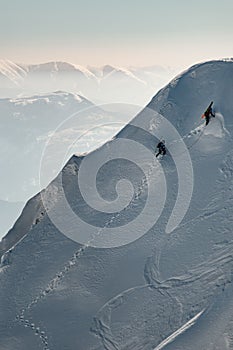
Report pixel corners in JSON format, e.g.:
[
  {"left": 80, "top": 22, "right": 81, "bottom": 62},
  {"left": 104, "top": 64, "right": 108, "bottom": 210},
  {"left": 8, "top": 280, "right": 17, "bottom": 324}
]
[
  {"left": 8, "top": 90, "right": 92, "bottom": 106},
  {"left": 0, "top": 90, "right": 119, "bottom": 238},
  {"left": 26, "top": 61, "right": 97, "bottom": 80},
  {"left": 0, "top": 59, "right": 180, "bottom": 105},
  {"left": 0, "top": 59, "right": 28, "bottom": 85},
  {"left": 0, "top": 59, "right": 166, "bottom": 84},
  {"left": 0, "top": 59, "right": 233, "bottom": 350}
]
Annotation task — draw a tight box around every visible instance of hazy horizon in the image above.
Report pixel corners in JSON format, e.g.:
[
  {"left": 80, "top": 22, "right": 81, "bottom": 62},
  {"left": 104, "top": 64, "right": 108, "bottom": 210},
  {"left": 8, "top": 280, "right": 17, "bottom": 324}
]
[
  {"left": 1, "top": 0, "right": 232, "bottom": 68},
  {"left": 0, "top": 57, "right": 183, "bottom": 70}
]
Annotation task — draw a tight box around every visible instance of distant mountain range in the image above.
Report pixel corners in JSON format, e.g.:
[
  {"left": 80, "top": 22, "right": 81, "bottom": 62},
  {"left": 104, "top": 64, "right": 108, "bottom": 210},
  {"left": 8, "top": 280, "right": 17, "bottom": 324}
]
[
  {"left": 1, "top": 60, "right": 233, "bottom": 349},
  {"left": 0, "top": 91, "right": 120, "bottom": 204},
  {"left": 0, "top": 60, "right": 178, "bottom": 237},
  {"left": 0, "top": 60, "right": 179, "bottom": 105}
]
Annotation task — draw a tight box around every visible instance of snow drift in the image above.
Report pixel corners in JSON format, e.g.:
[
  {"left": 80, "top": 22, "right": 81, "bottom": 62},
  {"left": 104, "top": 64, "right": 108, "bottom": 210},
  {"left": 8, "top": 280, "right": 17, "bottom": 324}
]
[{"left": 0, "top": 59, "right": 233, "bottom": 350}]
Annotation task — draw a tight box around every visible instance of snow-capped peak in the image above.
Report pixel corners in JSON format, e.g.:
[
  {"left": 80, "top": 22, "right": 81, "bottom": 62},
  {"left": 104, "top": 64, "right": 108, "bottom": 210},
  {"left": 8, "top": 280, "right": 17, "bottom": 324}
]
[
  {"left": 0, "top": 59, "right": 28, "bottom": 85},
  {"left": 27, "top": 61, "right": 96, "bottom": 80},
  {"left": 1, "top": 59, "right": 233, "bottom": 350}
]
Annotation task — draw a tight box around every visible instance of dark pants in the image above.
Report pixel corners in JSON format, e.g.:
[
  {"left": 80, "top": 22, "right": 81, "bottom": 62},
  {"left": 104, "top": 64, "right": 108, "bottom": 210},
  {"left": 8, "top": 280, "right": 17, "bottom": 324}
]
[
  {"left": 205, "top": 113, "right": 215, "bottom": 126},
  {"left": 156, "top": 149, "right": 166, "bottom": 157},
  {"left": 205, "top": 116, "right": 210, "bottom": 126}
]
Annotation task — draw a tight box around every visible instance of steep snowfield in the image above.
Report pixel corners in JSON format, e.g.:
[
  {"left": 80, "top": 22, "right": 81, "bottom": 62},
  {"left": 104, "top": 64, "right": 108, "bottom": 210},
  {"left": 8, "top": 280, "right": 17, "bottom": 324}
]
[{"left": 0, "top": 59, "right": 233, "bottom": 350}]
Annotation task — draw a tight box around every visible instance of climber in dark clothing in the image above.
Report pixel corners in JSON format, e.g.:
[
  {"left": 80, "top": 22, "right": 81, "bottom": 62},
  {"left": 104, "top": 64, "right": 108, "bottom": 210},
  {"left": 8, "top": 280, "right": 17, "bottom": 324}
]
[
  {"left": 156, "top": 140, "right": 166, "bottom": 158},
  {"left": 202, "top": 101, "right": 215, "bottom": 126}
]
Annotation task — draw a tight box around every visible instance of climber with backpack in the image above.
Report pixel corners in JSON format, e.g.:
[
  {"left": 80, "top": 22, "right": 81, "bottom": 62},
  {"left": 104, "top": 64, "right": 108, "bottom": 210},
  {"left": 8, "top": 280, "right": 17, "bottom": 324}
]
[
  {"left": 156, "top": 139, "right": 166, "bottom": 158},
  {"left": 202, "top": 101, "right": 215, "bottom": 126}
]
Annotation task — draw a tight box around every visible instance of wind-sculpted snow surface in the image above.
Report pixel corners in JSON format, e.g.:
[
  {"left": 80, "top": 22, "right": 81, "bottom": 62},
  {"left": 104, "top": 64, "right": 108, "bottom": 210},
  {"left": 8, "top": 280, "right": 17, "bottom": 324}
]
[
  {"left": 0, "top": 60, "right": 233, "bottom": 350},
  {"left": 39, "top": 108, "right": 193, "bottom": 248}
]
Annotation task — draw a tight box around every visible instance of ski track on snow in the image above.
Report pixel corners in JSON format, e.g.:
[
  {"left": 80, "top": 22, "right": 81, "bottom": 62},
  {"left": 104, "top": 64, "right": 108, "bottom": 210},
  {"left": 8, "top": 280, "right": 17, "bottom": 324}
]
[
  {"left": 15, "top": 155, "right": 162, "bottom": 349},
  {"left": 15, "top": 120, "right": 214, "bottom": 349},
  {"left": 5, "top": 60, "right": 232, "bottom": 349},
  {"left": 93, "top": 284, "right": 184, "bottom": 350},
  {"left": 93, "top": 239, "right": 233, "bottom": 349},
  {"left": 153, "top": 309, "right": 205, "bottom": 350}
]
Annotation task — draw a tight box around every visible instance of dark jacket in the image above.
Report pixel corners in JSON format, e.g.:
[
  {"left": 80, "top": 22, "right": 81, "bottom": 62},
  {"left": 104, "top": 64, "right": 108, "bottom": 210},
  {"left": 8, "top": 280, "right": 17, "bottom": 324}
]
[
  {"left": 157, "top": 141, "right": 166, "bottom": 150},
  {"left": 204, "top": 102, "right": 215, "bottom": 118}
]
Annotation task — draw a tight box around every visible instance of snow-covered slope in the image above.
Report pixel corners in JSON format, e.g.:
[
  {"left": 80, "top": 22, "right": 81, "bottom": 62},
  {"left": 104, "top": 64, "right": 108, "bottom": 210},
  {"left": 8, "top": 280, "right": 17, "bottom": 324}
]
[{"left": 1, "top": 59, "right": 233, "bottom": 350}]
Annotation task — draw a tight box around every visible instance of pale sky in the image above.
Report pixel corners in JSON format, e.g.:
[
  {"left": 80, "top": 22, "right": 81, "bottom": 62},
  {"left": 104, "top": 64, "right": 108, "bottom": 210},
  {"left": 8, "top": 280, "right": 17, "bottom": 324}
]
[{"left": 0, "top": 0, "right": 232, "bottom": 68}]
